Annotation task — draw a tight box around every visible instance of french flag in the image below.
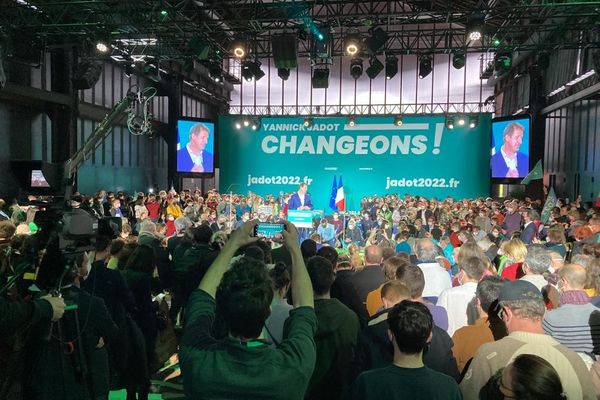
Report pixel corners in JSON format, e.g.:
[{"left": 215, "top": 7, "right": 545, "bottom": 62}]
[{"left": 335, "top": 176, "right": 345, "bottom": 212}]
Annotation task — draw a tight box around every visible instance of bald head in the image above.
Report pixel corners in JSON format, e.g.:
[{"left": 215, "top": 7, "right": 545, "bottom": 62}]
[
  {"left": 364, "top": 245, "right": 383, "bottom": 265},
  {"left": 559, "top": 263, "right": 587, "bottom": 290}
]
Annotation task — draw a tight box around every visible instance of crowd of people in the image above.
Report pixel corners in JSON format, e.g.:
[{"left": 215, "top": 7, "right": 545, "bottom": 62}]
[{"left": 0, "top": 185, "right": 599, "bottom": 400}]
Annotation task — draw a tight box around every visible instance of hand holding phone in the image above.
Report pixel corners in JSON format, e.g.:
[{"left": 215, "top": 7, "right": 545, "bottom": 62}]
[{"left": 253, "top": 222, "right": 285, "bottom": 240}]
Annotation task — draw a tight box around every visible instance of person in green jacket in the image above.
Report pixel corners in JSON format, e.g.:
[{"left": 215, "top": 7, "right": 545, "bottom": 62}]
[{"left": 180, "top": 220, "right": 317, "bottom": 399}]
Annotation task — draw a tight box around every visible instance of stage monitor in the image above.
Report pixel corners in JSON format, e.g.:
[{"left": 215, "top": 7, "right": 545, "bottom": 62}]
[
  {"left": 31, "top": 170, "right": 50, "bottom": 187},
  {"left": 176, "top": 118, "right": 215, "bottom": 174},
  {"left": 490, "top": 115, "right": 530, "bottom": 179}
]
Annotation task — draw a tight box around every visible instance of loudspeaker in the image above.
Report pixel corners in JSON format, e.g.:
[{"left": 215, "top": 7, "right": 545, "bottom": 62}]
[
  {"left": 72, "top": 61, "right": 103, "bottom": 90},
  {"left": 272, "top": 34, "right": 298, "bottom": 69}
]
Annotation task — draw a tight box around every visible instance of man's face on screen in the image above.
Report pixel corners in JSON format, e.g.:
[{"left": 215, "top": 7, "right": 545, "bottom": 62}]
[
  {"left": 504, "top": 128, "right": 523, "bottom": 154},
  {"left": 191, "top": 128, "right": 209, "bottom": 151}
]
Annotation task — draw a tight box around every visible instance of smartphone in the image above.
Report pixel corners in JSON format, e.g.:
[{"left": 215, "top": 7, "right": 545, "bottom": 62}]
[{"left": 253, "top": 222, "right": 285, "bottom": 239}]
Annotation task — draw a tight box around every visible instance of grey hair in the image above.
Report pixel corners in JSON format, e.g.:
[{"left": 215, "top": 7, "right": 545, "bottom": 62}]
[
  {"left": 571, "top": 254, "right": 593, "bottom": 269},
  {"left": 527, "top": 209, "right": 540, "bottom": 220},
  {"left": 174, "top": 216, "right": 193, "bottom": 233},
  {"left": 415, "top": 238, "right": 440, "bottom": 261},
  {"left": 500, "top": 297, "right": 546, "bottom": 321},
  {"left": 524, "top": 246, "right": 552, "bottom": 274}
]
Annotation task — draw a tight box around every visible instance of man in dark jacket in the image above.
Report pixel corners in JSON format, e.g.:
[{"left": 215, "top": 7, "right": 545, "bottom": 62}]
[
  {"left": 358, "top": 280, "right": 460, "bottom": 382},
  {"left": 306, "top": 256, "right": 360, "bottom": 400},
  {"left": 350, "top": 245, "right": 385, "bottom": 306}
]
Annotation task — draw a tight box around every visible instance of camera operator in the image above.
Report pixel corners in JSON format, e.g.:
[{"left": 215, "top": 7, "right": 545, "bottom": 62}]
[{"left": 24, "top": 239, "right": 118, "bottom": 400}]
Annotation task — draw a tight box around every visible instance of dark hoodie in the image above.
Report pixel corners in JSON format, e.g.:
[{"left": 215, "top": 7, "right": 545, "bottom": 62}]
[{"left": 306, "top": 298, "right": 360, "bottom": 400}]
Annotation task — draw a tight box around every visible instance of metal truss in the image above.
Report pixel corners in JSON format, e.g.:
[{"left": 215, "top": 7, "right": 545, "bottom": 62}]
[
  {"left": 2, "top": 0, "right": 599, "bottom": 63},
  {"left": 228, "top": 102, "right": 495, "bottom": 116}
]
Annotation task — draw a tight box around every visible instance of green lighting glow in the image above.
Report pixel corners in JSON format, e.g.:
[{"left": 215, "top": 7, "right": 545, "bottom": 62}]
[{"left": 160, "top": 10, "right": 168, "bottom": 16}]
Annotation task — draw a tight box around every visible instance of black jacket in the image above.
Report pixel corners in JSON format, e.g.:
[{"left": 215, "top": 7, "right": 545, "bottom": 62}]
[{"left": 357, "top": 308, "right": 460, "bottom": 382}]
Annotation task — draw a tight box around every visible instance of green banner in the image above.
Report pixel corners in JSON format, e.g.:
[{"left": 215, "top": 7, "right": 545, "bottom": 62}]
[{"left": 218, "top": 115, "right": 492, "bottom": 211}]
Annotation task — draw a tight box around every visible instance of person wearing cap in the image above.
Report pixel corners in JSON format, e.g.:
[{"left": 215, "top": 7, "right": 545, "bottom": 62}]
[
  {"left": 460, "top": 279, "right": 595, "bottom": 400},
  {"left": 316, "top": 218, "right": 336, "bottom": 247}
]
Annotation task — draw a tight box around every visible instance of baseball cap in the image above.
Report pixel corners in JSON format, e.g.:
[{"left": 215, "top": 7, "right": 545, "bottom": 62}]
[{"left": 498, "top": 280, "right": 543, "bottom": 302}]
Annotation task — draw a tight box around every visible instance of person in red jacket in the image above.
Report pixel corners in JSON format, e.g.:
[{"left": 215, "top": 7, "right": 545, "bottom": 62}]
[{"left": 145, "top": 193, "right": 161, "bottom": 222}]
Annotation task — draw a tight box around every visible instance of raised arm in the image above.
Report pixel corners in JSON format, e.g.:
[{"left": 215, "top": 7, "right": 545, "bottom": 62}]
[
  {"left": 282, "top": 220, "right": 314, "bottom": 309},
  {"left": 198, "top": 220, "right": 259, "bottom": 298}
]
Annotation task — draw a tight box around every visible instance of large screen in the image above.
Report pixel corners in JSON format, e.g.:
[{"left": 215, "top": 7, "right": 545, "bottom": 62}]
[
  {"left": 490, "top": 115, "right": 530, "bottom": 179},
  {"left": 31, "top": 170, "right": 50, "bottom": 187},
  {"left": 176, "top": 118, "right": 215, "bottom": 174}
]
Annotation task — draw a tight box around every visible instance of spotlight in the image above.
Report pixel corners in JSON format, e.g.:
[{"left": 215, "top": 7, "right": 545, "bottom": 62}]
[
  {"left": 364, "top": 27, "right": 389, "bottom": 55},
  {"left": 160, "top": 9, "right": 168, "bottom": 16},
  {"left": 317, "top": 32, "right": 324, "bottom": 41},
  {"left": 278, "top": 67, "right": 290, "bottom": 81},
  {"left": 457, "top": 115, "right": 466, "bottom": 126},
  {"left": 467, "top": 13, "right": 485, "bottom": 43},
  {"left": 251, "top": 120, "right": 260, "bottom": 130},
  {"left": 209, "top": 61, "right": 223, "bottom": 82},
  {"left": 492, "top": 36, "right": 501, "bottom": 47},
  {"left": 366, "top": 57, "right": 384, "bottom": 79},
  {"left": 347, "top": 116, "right": 356, "bottom": 127},
  {"left": 96, "top": 41, "right": 110, "bottom": 53},
  {"left": 243, "top": 120, "right": 250, "bottom": 127},
  {"left": 394, "top": 115, "right": 403, "bottom": 126},
  {"left": 230, "top": 39, "right": 247, "bottom": 58},
  {"left": 469, "top": 116, "right": 479, "bottom": 129},
  {"left": 385, "top": 55, "right": 398, "bottom": 80},
  {"left": 494, "top": 52, "right": 512, "bottom": 74},
  {"left": 241, "top": 60, "right": 265, "bottom": 82},
  {"left": 124, "top": 63, "right": 134, "bottom": 77},
  {"left": 304, "top": 117, "right": 313, "bottom": 127},
  {"left": 418, "top": 55, "right": 432, "bottom": 79},
  {"left": 468, "top": 30, "right": 482, "bottom": 42},
  {"left": 350, "top": 58, "right": 363, "bottom": 80},
  {"left": 452, "top": 51, "right": 466, "bottom": 69},
  {"left": 235, "top": 122, "right": 242, "bottom": 129},
  {"left": 445, "top": 116, "right": 455, "bottom": 130},
  {"left": 312, "top": 68, "right": 329, "bottom": 88},
  {"left": 344, "top": 33, "right": 362, "bottom": 56}
]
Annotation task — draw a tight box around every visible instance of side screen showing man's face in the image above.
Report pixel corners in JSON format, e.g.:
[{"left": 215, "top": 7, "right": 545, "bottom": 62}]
[
  {"left": 504, "top": 127, "right": 523, "bottom": 154},
  {"left": 191, "top": 127, "right": 209, "bottom": 151}
]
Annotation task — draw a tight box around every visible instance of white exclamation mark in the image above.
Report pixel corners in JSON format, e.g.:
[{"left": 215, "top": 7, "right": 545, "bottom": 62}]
[{"left": 432, "top": 123, "right": 443, "bottom": 155}]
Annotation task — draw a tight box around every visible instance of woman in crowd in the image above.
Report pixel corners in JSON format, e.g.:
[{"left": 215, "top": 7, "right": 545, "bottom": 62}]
[
  {"left": 497, "top": 238, "right": 528, "bottom": 279},
  {"left": 122, "top": 244, "right": 160, "bottom": 400}
]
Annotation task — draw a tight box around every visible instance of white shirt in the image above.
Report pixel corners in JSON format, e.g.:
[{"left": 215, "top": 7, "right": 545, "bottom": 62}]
[
  {"left": 520, "top": 274, "right": 548, "bottom": 292},
  {"left": 298, "top": 193, "right": 305, "bottom": 207},
  {"left": 437, "top": 281, "right": 478, "bottom": 337},
  {"left": 418, "top": 262, "right": 452, "bottom": 299},
  {"left": 501, "top": 146, "right": 518, "bottom": 171},
  {"left": 186, "top": 144, "right": 203, "bottom": 167}
]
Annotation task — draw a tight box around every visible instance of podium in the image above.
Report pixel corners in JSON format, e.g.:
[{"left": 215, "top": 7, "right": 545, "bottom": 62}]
[{"left": 287, "top": 210, "right": 314, "bottom": 228}]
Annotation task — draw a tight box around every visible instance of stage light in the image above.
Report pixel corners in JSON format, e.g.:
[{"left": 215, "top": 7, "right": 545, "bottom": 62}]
[
  {"left": 347, "top": 116, "right": 356, "bottom": 127},
  {"left": 469, "top": 116, "right": 479, "bottom": 129},
  {"left": 304, "top": 117, "right": 313, "bottom": 127},
  {"left": 124, "top": 63, "right": 134, "bottom": 77},
  {"left": 312, "top": 68, "right": 329, "bottom": 88},
  {"left": 350, "top": 58, "right": 363, "bottom": 80},
  {"left": 344, "top": 33, "right": 362, "bottom": 56},
  {"left": 96, "top": 41, "right": 110, "bottom": 53},
  {"left": 457, "top": 115, "right": 466, "bottom": 126},
  {"left": 385, "top": 55, "right": 398, "bottom": 80},
  {"left": 241, "top": 60, "right": 264, "bottom": 81},
  {"left": 494, "top": 52, "right": 512, "bottom": 74},
  {"left": 364, "top": 27, "right": 389, "bottom": 55},
  {"left": 317, "top": 32, "right": 324, "bottom": 41},
  {"left": 230, "top": 39, "right": 247, "bottom": 59},
  {"left": 160, "top": 9, "right": 168, "bottom": 16},
  {"left": 243, "top": 120, "right": 250, "bottom": 127},
  {"left": 235, "top": 122, "right": 242, "bottom": 129},
  {"left": 468, "top": 30, "right": 482, "bottom": 42},
  {"left": 394, "top": 115, "right": 403, "bottom": 126},
  {"left": 445, "top": 116, "right": 455, "bottom": 130},
  {"left": 366, "top": 57, "right": 384, "bottom": 79},
  {"left": 209, "top": 61, "right": 223, "bottom": 82},
  {"left": 452, "top": 51, "right": 465, "bottom": 69},
  {"left": 278, "top": 68, "right": 290, "bottom": 81},
  {"left": 251, "top": 121, "right": 258, "bottom": 130},
  {"left": 492, "top": 36, "right": 501, "bottom": 47},
  {"left": 419, "top": 55, "right": 432, "bottom": 79}
]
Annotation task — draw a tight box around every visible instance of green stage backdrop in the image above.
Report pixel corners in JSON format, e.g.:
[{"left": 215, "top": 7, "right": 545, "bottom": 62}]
[{"left": 218, "top": 115, "right": 491, "bottom": 211}]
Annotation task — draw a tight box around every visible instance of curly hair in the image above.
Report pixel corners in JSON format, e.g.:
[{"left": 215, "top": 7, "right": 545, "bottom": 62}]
[{"left": 216, "top": 257, "right": 273, "bottom": 339}]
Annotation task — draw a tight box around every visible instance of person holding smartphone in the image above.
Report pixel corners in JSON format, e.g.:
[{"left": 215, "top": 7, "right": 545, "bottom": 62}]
[{"left": 180, "top": 220, "right": 316, "bottom": 399}]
